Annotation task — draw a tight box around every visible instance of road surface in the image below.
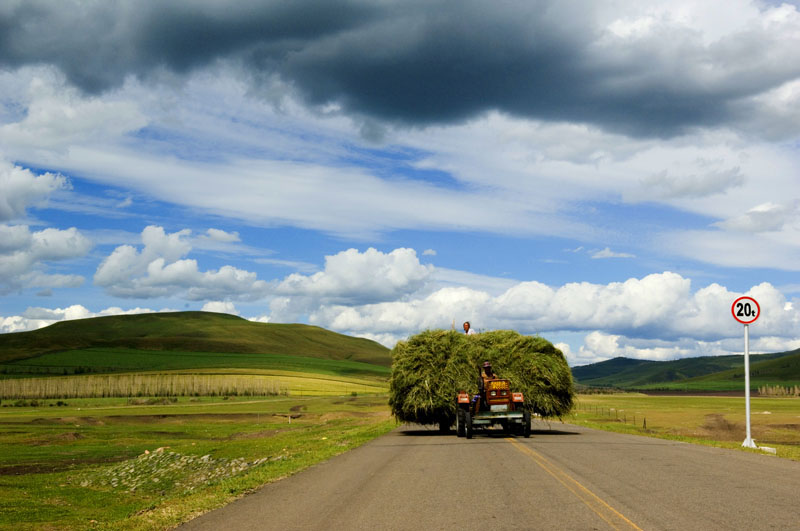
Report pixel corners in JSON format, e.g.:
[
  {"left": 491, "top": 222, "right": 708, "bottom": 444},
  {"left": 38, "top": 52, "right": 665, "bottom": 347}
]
[{"left": 181, "top": 423, "right": 800, "bottom": 530}]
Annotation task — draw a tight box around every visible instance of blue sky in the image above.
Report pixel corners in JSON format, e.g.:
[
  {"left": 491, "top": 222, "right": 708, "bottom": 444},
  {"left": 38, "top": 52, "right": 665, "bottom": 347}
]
[{"left": 1, "top": 0, "right": 800, "bottom": 365}]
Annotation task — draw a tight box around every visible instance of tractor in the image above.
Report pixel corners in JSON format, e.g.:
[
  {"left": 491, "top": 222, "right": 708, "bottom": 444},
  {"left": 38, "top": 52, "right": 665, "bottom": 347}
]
[{"left": 455, "top": 377, "right": 531, "bottom": 439}]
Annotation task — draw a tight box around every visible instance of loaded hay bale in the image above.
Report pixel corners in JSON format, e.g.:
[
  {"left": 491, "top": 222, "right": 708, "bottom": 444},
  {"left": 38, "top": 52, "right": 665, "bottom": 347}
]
[{"left": 389, "top": 329, "right": 574, "bottom": 428}]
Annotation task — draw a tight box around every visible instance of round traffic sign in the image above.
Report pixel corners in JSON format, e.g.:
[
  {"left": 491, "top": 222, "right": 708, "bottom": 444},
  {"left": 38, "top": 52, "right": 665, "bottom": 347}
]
[{"left": 732, "top": 296, "right": 760, "bottom": 324}]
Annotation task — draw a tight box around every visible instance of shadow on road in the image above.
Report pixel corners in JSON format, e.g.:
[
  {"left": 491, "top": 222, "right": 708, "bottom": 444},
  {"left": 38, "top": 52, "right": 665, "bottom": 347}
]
[
  {"left": 398, "top": 428, "right": 581, "bottom": 437},
  {"left": 531, "top": 429, "right": 580, "bottom": 436}
]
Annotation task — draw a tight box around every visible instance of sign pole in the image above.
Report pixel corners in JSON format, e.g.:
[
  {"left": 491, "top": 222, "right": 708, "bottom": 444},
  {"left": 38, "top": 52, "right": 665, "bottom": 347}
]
[
  {"left": 731, "top": 295, "right": 760, "bottom": 449},
  {"left": 742, "top": 323, "right": 756, "bottom": 448}
]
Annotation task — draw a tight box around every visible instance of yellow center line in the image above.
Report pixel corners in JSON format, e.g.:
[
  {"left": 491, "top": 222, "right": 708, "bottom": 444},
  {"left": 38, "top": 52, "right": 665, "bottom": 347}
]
[{"left": 507, "top": 438, "right": 643, "bottom": 531}]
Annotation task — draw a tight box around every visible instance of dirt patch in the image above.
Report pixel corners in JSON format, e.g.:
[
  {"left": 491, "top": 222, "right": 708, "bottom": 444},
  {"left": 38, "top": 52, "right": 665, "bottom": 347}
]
[
  {"left": 106, "top": 413, "right": 266, "bottom": 424},
  {"left": 140, "top": 430, "right": 195, "bottom": 439},
  {"left": 765, "top": 423, "right": 800, "bottom": 431},
  {"left": 27, "top": 432, "right": 86, "bottom": 446},
  {"left": 30, "top": 417, "right": 105, "bottom": 426},
  {"left": 698, "top": 413, "right": 742, "bottom": 441},
  {"left": 0, "top": 455, "right": 128, "bottom": 476}
]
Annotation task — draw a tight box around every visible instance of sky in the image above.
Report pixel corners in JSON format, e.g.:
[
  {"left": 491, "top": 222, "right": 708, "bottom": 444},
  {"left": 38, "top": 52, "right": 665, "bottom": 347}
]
[{"left": 1, "top": 0, "right": 800, "bottom": 366}]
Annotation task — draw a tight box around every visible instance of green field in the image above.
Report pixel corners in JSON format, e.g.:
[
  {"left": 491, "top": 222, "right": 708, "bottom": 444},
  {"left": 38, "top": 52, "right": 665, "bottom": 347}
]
[
  {"left": 0, "top": 348, "right": 391, "bottom": 380},
  {"left": 0, "top": 395, "right": 395, "bottom": 530},
  {"left": 570, "top": 393, "right": 800, "bottom": 461}
]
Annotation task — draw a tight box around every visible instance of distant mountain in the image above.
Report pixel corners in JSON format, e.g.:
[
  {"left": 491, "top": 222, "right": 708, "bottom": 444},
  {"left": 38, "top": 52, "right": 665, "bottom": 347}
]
[
  {"left": 572, "top": 349, "right": 800, "bottom": 389},
  {"left": 0, "top": 311, "right": 391, "bottom": 366}
]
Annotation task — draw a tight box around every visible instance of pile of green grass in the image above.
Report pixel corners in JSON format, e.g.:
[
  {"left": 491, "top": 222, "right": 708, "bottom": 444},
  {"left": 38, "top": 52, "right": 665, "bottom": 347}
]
[{"left": 389, "top": 330, "right": 574, "bottom": 426}]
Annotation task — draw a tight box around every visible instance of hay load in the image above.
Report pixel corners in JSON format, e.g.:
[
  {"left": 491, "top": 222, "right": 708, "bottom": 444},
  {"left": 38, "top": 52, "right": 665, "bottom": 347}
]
[{"left": 389, "top": 329, "right": 574, "bottom": 426}]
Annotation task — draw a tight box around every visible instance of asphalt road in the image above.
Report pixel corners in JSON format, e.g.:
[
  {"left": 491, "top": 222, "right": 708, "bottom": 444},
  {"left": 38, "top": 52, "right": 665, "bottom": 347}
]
[{"left": 181, "top": 423, "right": 800, "bottom": 530}]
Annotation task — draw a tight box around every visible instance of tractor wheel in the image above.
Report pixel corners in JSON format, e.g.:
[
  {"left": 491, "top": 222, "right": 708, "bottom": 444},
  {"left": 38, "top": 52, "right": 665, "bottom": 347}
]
[
  {"left": 457, "top": 410, "right": 466, "bottom": 437},
  {"left": 465, "top": 411, "right": 473, "bottom": 439},
  {"left": 523, "top": 409, "right": 531, "bottom": 438}
]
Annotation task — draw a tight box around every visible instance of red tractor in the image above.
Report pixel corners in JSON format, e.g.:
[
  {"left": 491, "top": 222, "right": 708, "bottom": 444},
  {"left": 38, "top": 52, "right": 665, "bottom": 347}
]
[{"left": 455, "top": 378, "right": 531, "bottom": 439}]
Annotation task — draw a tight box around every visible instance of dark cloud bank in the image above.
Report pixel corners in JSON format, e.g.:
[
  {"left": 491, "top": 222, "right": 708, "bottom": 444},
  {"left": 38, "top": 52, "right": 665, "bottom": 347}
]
[{"left": 1, "top": 0, "right": 799, "bottom": 136}]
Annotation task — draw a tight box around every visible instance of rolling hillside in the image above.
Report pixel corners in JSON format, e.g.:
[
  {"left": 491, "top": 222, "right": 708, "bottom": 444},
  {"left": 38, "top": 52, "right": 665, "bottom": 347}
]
[
  {"left": 573, "top": 348, "right": 800, "bottom": 390},
  {"left": 0, "top": 312, "right": 391, "bottom": 367}
]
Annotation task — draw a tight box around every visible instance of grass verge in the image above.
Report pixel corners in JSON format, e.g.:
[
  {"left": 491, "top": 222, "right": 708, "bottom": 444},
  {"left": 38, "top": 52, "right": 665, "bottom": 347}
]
[
  {"left": 0, "top": 395, "right": 395, "bottom": 530},
  {"left": 570, "top": 393, "right": 800, "bottom": 461}
]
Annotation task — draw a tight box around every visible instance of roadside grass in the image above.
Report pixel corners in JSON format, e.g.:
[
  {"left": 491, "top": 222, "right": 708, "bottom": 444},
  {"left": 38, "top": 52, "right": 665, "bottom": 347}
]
[
  {"left": 0, "top": 395, "right": 395, "bottom": 530},
  {"left": 570, "top": 393, "right": 800, "bottom": 461}
]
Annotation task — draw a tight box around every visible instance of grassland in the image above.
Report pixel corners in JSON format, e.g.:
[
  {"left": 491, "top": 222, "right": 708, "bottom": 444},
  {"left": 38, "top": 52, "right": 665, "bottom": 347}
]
[
  {"left": 572, "top": 349, "right": 800, "bottom": 390},
  {"left": 0, "top": 312, "right": 396, "bottom": 529},
  {"left": 0, "top": 312, "right": 391, "bottom": 366},
  {"left": 0, "top": 395, "right": 396, "bottom": 530},
  {"left": 570, "top": 393, "right": 800, "bottom": 461}
]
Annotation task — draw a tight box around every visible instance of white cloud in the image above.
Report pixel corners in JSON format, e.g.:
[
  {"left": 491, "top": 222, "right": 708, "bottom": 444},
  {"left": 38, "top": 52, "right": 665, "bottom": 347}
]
[
  {"left": 93, "top": 225, "right": 270, "bottom": 300},
  {"left": 0, "top": 224, "right": 92, "bottom": 294},
  {"left": 0, "top": 160, "right": 67, "bottom": 222},
  {"left": 305, "top": 271, "right": 800, "bottom": 354},
  {"left": 592, "top": 247, "right": 636, "bottom": 259},
  {"left": 0, "top": 69, "right": 146, "bottom": 153},
  {"left": 276, "top": 247, "right": 433, "bottom": 305},
  {"left": 201, "top": 228, "right": 240, "bottom": 243},
  {"left": 422, "top": 249, "right": 437, "bottom": 256},
  {"left": 659, "top": 229, "right": 800, "bottom": 270},
  {"left": 201, "top": 301, "right": 239, "bottom": 315},
  {"left": 0, "top": 305, "right": 162, "bottom": 334},
  {"left": 715, "top": 202, "right": 799, "bottom": 232}
]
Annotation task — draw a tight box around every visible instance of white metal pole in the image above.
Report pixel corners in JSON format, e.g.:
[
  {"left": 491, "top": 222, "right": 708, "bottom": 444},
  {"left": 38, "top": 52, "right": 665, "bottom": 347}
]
[{"left": 742, "top": 323, "right": 756, "bottom": 448}]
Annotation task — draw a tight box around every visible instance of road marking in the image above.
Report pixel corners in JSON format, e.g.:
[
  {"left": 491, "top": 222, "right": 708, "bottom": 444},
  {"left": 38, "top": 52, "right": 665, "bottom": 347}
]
[{"left": 507, "top": 438, "right": 643, "bottom": 531}]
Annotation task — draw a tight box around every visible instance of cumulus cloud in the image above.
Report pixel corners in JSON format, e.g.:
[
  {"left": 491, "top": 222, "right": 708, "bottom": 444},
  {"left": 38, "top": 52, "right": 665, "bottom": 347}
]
[
  {"left": 0, "top": 224, "right": 91, "bottom": 294},
  {"left": 0, "top": 160, "right": 67, "bottom": 221},
  {"left": 276, "top": 247, "right": 433, "bottom": 305},
  {"left": 0, "top": 305, "right": 160, "bottom": 334},
  {"left": 1, "top": 1, "right": 799, "bottom": 137},
  {"left": 305, "top": 271, "right": 800, "bottom": 358},
  {"left": 93, "top": 225, "right": 270, "bottom": 300},
  {"left": 201, "top": 301, "right": 239, "bottom": 315}
]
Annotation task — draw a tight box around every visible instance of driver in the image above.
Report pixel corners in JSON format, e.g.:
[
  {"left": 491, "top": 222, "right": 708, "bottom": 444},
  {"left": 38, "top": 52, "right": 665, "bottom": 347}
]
[{"left": 478, "top": 361, "right": 498, "bottom": 408}]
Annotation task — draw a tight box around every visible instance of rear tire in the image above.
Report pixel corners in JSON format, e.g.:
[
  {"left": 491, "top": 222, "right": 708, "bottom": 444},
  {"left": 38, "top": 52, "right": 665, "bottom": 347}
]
[
  {"left": 457, "top": 410, "right": 466, "bottom": 437},
  {"left": 523, "top": 409, "right": 531, "bottom": 438},
  {"left": 465, "top": 411, "right": 473, "bottom": 439}
]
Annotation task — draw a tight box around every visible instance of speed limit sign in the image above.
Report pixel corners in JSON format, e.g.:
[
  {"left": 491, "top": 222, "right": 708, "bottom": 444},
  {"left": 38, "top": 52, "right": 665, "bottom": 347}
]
[
  {"left": 732, "top": 296, "right": 760, "bottom": 324},
  {"left": 732, "top": 295, "right": 760, "bottom": 449}
]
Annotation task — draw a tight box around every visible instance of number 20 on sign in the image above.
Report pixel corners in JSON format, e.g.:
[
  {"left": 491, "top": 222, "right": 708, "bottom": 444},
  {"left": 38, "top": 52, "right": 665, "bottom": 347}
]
[
  {"left": 732, "top": 296, "right": 760, "bottom": 324},
  {"left": 731, "top": 296, "right": 760, "bottom": 449}
]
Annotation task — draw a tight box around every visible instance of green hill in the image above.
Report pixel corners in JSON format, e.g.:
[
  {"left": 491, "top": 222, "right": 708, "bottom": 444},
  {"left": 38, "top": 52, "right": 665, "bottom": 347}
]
[
  {"left": 573, "top": 349, "right": 800, "bottom": 390},
  {"left": 0, "top": 312, "right": 391, "bottom": 367},
  {"left": 673, "top": 350, "right": 800, "bottom": 390}
]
